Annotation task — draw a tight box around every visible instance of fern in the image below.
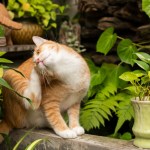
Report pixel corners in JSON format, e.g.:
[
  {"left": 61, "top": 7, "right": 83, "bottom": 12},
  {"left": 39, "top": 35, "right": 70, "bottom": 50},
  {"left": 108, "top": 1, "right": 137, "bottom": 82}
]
[
  {"left": 80, "top": 95, "right": 119, "bottom": 131},
  {"left": 81, "top": 27, "right": 137, "bottom": 136},
  {"left": 82, "top": 59, "right": 132, "bottom": 133},
  {"left": 114, "top": 92, "right": 134, "bottom": 134}
]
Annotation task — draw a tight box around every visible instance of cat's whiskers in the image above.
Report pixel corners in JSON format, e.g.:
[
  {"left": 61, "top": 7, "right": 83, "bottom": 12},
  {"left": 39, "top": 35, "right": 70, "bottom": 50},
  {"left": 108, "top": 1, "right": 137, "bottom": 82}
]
[
  {"left": 41, "top": 69, "right": 51, "bottom": 87},
  {"left": 40, "top": 69, "right": 47, "bottom": 88}
]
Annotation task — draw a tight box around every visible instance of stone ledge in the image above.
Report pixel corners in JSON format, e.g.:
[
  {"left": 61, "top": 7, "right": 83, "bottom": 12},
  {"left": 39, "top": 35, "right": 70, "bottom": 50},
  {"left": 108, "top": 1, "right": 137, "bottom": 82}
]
[
  {"left": 0, "top": 45, "right": 34, "bottom": 52},
  {"left": 0, "top": 129, "right": 144, "bottom": 150}
]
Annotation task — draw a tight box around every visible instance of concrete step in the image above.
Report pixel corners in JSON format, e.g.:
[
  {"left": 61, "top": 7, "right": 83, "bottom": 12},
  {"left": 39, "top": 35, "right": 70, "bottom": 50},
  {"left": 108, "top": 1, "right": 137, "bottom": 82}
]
[{"left": 0, "top": 129, "right": 143, "bottom": 150}]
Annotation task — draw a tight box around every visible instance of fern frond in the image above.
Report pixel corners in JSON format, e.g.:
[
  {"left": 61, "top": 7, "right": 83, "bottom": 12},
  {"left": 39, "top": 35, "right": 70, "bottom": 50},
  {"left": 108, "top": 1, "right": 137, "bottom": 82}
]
[
  {"left": 96, "top": 83, "right": 117, "bottom": 99},
  {"left": 87, "top": 84, "right": 102, "bottom": 99},
  {"left": 80, "top": 105, "right": 105, "bottom": 131},
  {"left": 114, "top": 94, "right": 134, "bottom": 134},
  {"left": 103, "top": 97, "right": 118, "bottom": 112},
  {"left": 80, "top": 95, "right": 119, "bottom": 131}
]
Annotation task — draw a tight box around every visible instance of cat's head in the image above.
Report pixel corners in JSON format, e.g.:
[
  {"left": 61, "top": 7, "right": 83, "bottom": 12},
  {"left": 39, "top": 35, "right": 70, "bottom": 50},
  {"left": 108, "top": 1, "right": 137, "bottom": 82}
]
[{"left": 32, "top": 36, "right": 60, "bottom": 70}]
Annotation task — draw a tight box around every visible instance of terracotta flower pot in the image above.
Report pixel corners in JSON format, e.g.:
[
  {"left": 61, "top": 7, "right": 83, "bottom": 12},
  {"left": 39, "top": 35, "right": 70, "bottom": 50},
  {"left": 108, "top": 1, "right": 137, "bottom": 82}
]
[
  {"left": 11, "top": 18, "right": 44, "bottom": 44},
  {"left": 132, "top": 98, "right": 150, "bottom": 148}
]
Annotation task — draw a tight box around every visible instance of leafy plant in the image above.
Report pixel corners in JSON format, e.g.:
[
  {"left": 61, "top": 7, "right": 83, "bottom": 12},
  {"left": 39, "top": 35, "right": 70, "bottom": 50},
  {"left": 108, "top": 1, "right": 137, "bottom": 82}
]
[
  {"left": 119, "top": 53, "right": 150, "bottom": 100},
  {"left": 7, "top": 0, "right": 67, "bottom": 29},
  {"left": 80, "top": 58, "right": 133, "bottom": 135},
  {"left": 80, "top": 26, "right": 150, "bottom": 137}
]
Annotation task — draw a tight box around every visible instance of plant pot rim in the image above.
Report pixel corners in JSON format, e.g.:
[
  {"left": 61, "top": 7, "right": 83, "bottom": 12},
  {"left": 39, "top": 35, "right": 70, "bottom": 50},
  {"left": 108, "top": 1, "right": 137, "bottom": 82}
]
[{"left": 131, "top": 97, "right": 150, "bottom": 103}]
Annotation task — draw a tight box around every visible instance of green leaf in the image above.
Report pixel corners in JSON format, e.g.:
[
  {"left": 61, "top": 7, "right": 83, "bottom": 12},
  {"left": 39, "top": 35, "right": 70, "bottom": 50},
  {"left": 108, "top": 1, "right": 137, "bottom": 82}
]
[
  {"left": 117, "top": 39, "right": 137, "bottom": 65},
  {"left": 42, "top": 19, "right": 49, "bottom": 27},
  {"left": 18, "top": 11, "right": 24, "bottom": 17},
  {"left": 142, "top": 0, "right": 150, "bottom": 18},
  {"left": 43, "top": 13, "right": 51, "bottom": 20},
  {"left": 25, "top": 139, "right": 43, "bottom": 150},
  {"left": 135, "top": 52, "right": 150, "bottom": 63},
  {"left": 97, "top": 64, "right": 127, "bottom": 97},
  {"left": 90, "top": 70, "right": 106, "bottom": 89},
  {"left": 0, "top": 52, "right": 6, "bottom": 57},
  {"left": 34, "top": 5, "right": 45, "bottom": 13},
  {"left": 124, "top": 86, "right": 137, "bottom": 95},
  {"left": 96, "top": 27, "right": 117, "bottom": 55},
  {"left": 120, "top": 132, "right": 132, "bottom": 140},
  {"left": 0, "top": 77, "right": 13, "bottom": 91},
  {"left": 59, "top": 6, "right": 65, "bottom": 13},
  {"left": 13, "top": 2, "right": 20, "bottom": 9},
  {"left": 134, "top": 60, "right": 149, "bottom": 71},
  {"left": 133, "top": 70, "right": 145, "bottom": 77},
  {"left": 50, "top": 23, "right": 57, "bottom": 28},
  {"left": 51, "top": 12, "right": 56, "bottom": 21},
  {"left": 0, "top": 68, "right": 3, "bottom": 77},
  {"left": 0, "top": 58, "right": 13, "bottom": 63},
  {"left": 86, "top": 58, "right": 99, "bottom": 73},
  {"left": 119, "top": 72, "right": 138, "bottom": 82}
]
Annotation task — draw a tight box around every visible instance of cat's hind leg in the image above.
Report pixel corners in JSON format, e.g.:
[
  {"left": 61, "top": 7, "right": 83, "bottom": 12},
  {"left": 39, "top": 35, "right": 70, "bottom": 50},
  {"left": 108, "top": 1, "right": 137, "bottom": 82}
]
[{"left": 68, "top": 102, "right": 85, "bottom": 136}]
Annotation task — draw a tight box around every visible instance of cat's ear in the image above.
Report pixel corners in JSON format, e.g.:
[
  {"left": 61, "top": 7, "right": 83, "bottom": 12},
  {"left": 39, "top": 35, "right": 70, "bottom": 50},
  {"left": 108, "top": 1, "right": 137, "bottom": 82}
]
[{"left": 32, "top": 36, "right": 47, "bottom": 46}]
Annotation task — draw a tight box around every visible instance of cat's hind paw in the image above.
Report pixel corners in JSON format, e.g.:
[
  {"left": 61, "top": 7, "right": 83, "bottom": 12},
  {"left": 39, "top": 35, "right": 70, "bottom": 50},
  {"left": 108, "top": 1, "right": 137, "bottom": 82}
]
[
  {"left": 72, "top": 126, "right": 85, "bottom": 136},
  {"left": 55, "top": 129, "right": 77, "bottom": 139}
]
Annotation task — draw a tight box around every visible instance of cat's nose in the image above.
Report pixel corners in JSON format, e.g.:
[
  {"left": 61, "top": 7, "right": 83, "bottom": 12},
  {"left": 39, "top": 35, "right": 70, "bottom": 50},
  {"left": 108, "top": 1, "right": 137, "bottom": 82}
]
[{"left": 36, "top": 58, "right": 40, "bottom": 63}]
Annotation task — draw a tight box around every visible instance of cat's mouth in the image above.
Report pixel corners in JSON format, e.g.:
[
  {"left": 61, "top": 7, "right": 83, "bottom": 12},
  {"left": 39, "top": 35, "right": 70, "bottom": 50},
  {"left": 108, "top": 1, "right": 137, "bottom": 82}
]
[{"left": 35, "top": 54, "right": 51, "bottom": 68}]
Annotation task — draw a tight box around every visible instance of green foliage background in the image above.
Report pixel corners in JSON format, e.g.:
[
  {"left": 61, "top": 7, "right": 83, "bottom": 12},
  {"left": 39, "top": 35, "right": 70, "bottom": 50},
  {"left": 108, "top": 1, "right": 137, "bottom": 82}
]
[{"left": 80, "top": 26, "right": 150, "bottom": 139}]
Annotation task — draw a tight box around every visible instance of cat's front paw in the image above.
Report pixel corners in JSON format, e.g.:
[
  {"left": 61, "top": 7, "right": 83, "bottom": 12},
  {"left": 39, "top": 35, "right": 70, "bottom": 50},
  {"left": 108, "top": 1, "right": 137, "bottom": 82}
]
[
  {"left": 55, "top": 129, "right": 77, "bottom": 139},
  {"left": 72, "top": 126, "right": 85, "bottom": 136}
]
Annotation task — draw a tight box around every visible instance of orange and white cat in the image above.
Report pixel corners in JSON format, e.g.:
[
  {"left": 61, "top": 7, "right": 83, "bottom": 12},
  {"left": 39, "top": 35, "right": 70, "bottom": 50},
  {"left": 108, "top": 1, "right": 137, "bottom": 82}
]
[{"left": 0, "top": 36, "right": 90, "bottom": 141}]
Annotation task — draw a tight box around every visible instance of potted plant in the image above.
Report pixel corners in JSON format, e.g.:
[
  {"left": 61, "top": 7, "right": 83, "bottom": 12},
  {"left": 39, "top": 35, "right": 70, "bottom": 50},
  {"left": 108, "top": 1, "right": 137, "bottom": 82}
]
[
  {"left": 119, "top": 52, "right": 150, "bottom": 148},
  {"left": 119, "top": 0, "right": 150, "bottom": 148},
  {"left": 6, "top": 0, "right": 67, "bottom": 44},
  {"left": 0, "top": 25, "right": 6, "bottom": 46}
]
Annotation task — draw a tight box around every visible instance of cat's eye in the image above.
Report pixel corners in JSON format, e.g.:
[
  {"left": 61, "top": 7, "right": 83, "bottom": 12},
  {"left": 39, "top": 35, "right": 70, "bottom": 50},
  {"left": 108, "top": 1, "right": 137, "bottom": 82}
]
[{"left": 36, "top": 50, "right": 40, "bottom": 55}]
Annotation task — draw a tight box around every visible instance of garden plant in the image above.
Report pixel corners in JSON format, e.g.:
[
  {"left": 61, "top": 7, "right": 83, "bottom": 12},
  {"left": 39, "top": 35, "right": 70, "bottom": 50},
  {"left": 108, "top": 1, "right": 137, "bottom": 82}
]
[
  {"left": 7, "top": 0, "right": 67, "bottom": 29},
  {"left": 80, "top": 25, "right": 150, "bottom": 140}
]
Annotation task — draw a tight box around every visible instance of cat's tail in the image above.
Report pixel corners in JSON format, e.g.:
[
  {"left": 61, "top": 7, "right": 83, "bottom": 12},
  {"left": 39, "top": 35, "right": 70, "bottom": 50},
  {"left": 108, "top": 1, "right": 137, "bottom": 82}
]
[{"left": 0, "top": 120, "right": 12, "bottom": 143}]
